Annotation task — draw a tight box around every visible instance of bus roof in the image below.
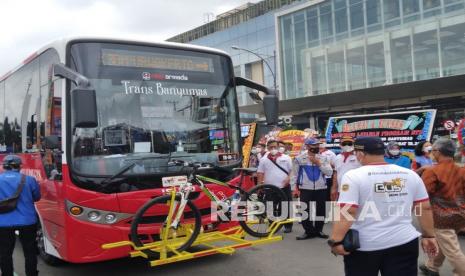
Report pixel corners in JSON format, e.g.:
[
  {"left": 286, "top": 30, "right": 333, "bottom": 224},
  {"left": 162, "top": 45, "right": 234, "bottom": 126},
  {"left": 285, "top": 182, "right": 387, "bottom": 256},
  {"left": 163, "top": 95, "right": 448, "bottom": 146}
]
[{"left": 0, "top": 36, "right": 230, "bottom": 82}]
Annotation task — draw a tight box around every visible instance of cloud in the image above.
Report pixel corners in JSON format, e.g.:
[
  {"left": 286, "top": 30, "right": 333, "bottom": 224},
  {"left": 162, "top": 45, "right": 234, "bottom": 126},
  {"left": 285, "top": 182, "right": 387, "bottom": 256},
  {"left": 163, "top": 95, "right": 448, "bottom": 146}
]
[{"left": 0, "top": 0, "right": 257, "bottom": 76}]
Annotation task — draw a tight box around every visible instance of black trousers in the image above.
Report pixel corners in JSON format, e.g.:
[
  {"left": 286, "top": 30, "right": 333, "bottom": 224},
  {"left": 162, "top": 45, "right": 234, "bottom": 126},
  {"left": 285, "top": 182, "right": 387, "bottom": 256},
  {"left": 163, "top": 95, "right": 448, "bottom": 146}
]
[
  {"left": 325, "top": 178, "right": 332, "bottom": 201},
  {"left": 0, "top": 224, "right": 39, "bottom": 276},
  {"left": 300, "top": 189, "right": 326, "bottom": 234},
  {"left": 281, "top": 185, "right": 292, "bottom": 230},
  {"left": 343, "top": 238, "right": 419, "bottom": 276}
]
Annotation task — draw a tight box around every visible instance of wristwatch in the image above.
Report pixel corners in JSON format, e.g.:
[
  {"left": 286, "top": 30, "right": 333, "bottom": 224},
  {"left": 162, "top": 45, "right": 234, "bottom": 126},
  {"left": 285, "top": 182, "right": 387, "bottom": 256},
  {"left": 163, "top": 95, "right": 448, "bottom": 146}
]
[{"left": 327, "top": 239, "right": 344, "bottom": 247}]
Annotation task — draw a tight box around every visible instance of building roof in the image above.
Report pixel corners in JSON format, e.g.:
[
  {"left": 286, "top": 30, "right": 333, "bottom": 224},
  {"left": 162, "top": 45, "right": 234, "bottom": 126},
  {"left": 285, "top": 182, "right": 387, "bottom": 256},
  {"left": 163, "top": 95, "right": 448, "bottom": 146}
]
[{"left": 168, "top": 0, "right": 300, "bottom": 43}]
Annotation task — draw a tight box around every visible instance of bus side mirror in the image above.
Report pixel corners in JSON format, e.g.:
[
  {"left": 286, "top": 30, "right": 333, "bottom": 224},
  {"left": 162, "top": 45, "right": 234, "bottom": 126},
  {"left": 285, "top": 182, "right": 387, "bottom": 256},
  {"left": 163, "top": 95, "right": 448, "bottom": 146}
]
[
  {"left": 234, "top": 77, "right": 280, "bottom": 125},
  {"left": 263, "top": 95, "right": 279, "bottom": 125},
  {"left": 71, "top": 88, "right": 98, "bottom": 128},
  {"left": 52, "top": 63, "right": 98, "bottom": 129},
  {"left": 44, "top": 136, "right": 60, "bottom": 149}
]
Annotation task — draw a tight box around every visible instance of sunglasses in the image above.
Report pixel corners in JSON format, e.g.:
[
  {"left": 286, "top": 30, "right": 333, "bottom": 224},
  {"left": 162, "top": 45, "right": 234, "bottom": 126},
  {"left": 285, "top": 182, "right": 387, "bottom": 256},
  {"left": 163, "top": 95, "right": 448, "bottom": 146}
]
[{"left": 341, "top": 142, "right": 353, "bottom": 146}]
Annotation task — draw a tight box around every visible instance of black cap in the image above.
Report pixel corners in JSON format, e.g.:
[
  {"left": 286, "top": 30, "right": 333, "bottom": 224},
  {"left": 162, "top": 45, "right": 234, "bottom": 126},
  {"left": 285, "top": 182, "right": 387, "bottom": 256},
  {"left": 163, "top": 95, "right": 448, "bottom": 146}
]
[{"left": 354, "top": 137, "right": 385, "bottom": 154}]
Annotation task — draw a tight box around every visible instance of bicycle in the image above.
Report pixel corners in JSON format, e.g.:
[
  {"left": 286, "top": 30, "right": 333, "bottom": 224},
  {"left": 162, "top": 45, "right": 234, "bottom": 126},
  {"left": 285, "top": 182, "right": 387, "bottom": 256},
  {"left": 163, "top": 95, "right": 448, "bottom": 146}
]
[{"left": 129, "top": 160, "right": 288, "bottom": 258}]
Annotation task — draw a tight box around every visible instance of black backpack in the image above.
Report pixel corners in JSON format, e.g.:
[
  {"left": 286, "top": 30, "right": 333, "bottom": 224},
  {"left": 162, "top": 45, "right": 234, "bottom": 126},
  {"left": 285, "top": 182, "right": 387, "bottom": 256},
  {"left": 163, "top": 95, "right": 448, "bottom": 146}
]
[{"left": 0, "top": 174, "right": 26, "bottom": 214}]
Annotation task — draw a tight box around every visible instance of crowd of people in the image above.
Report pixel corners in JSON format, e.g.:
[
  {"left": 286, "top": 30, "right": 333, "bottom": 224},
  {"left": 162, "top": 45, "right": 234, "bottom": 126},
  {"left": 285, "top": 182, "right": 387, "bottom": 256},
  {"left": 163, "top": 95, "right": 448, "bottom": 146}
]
[{"left": 251, "top": 136, "right": 465, "bottom": 276}]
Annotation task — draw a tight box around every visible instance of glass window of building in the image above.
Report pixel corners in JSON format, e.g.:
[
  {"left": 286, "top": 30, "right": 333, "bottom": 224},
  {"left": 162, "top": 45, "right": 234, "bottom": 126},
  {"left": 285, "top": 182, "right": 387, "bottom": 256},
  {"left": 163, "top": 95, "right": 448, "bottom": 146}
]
[
  {"left": 413, "top": 28, "right": 440, "bottom": 80},
  {"left": 443, "top": 0, "right": 464, "bottom": 13},
  {"left": 319, "top": 3, "right": 333, "bottom": 42},
  {"left": 423, "top": 0, "right": 441, "bottom": 18},
  {"left": 440, "top": 21, "right": 465, "bottom": 76},
  {"left": 281, "top": 15, "right": 296, "bottom": 99},
  {"left": 310, "top": 52, "right": 327, "bottom": 95},
  {"left": 294, "top": 12, "right": 306, "bottom": 97},
  {"left": 347, "top": 42, "right": 366, "bottom": 90},
  {"left": 366, "top": 39, "right": 386, "bottom": 87},
  {"left": 349, "top": 0, "right": 364, "bottom": 36},
  {"left": 403, "top": 0, "right": 420, "bottom": 22},
  {"left": 327, "top": 48, "right": 345, "bottom": 93},
  {"left": 384, "top": 0, "right": 401, "bottom": 28},
  {"left": 366, "top": 0, "right": 382, "bottom": 32},
  {"left": 306, "top": 8, "right": 319, "bottom": 47},
  {"left": 391, "top": 32, "right": 414, "bottom": 83},
  {"left": 334, "top": 0, "right": 348, "bottom": 39}
]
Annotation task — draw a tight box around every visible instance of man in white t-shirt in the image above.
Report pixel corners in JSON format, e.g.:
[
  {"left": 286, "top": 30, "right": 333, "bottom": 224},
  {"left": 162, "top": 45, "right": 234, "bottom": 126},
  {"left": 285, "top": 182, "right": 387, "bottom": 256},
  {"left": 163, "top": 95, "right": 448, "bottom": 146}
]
[
  {"left": 331, "top": 136, "right": 361, "bottom": 201},
  {"left": 257, "top": 140, "right": 293, "bottom": 233},
  {"left": 328, "top": 137, "right": 438, "bottom": 276}
]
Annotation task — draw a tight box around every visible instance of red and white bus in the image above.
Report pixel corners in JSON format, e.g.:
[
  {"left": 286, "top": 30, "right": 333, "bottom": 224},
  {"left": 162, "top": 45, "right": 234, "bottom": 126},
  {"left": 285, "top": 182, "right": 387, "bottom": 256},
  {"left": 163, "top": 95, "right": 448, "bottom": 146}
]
[{"left": 0, "top": 37, "right": 278, "bottom": 264}]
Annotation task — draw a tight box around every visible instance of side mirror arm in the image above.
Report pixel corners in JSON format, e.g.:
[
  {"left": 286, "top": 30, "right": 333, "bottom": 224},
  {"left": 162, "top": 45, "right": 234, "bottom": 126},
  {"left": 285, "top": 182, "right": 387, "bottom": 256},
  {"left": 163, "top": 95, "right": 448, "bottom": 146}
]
[{"left": 53, "top": 63, "right": 90, "bottom": 88}]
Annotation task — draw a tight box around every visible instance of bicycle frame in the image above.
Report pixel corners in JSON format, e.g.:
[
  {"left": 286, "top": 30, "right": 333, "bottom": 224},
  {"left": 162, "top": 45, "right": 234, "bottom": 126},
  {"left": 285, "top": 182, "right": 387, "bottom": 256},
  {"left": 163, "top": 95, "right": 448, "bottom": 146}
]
[{"left": 168, "top": 173, "right": 245, "bottom": 230}]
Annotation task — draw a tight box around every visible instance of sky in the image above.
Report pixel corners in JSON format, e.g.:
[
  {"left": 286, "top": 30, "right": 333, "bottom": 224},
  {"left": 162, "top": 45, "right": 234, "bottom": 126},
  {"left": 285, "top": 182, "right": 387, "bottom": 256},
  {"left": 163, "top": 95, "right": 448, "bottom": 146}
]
[{"left": 0, "top": 0, "right": 257, "bottom": 76}]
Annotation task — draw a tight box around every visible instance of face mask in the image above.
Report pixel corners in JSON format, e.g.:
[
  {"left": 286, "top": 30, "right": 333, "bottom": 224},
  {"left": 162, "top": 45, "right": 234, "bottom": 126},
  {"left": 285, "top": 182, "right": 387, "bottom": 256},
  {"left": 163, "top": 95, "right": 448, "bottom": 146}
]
[
  {"left": 256, "top": 148, "right": 262, "bottom": 153},
  {"left": 342, "top": 146, "right": 354, "bottom": 153},
  {"left": 320, "top": 143, "right": 327, "bottom": 149},
  {"left": 270, "top": 149, "right": 279, "bottom": 156},
  {"left": 251, "top": 148, "right": 257, "bottom": 154},
  {"left": 278, "top": 147, "right": 286, "bottom": 154},
  {"left": 389, "top": 149, "right": 400, "bottom": 156},
  {"left": 308, "top": 148, "right": 319, "bottom": 154},
  {"left": 424, "top": 146, "right": 432, "bottom": 153}
]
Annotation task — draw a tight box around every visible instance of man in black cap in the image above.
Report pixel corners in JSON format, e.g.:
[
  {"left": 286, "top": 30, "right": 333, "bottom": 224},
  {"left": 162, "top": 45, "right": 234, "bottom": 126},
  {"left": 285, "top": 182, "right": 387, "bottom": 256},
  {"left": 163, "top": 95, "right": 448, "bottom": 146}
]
[
  {"left": 329, "top": 137, "right": 439, "bottom": 276},
  {"left": 0, "top": 155, "right": 41, "bottom": 276}
]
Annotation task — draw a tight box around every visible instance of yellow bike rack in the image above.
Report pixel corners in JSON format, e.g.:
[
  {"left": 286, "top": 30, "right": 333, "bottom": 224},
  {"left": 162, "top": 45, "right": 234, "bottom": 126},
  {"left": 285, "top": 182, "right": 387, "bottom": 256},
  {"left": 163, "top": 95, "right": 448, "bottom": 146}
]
[{"left": 102, "top": 219, "right": 294, "bottom": 267}]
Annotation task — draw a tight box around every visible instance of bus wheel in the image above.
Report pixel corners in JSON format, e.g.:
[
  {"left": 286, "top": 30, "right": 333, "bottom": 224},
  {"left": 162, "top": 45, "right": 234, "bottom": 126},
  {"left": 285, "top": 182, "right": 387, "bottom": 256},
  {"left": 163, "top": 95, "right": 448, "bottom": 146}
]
[{"left": 37, "top": 223, "right": 62, "bottom": 266}]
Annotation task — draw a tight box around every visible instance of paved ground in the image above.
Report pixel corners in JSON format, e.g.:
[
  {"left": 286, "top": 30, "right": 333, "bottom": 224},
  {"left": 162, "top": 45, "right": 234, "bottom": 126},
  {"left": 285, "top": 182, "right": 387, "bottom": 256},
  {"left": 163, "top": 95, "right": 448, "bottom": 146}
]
[{"left": 11, "top": 223, "right": 465, "bottom": 276}]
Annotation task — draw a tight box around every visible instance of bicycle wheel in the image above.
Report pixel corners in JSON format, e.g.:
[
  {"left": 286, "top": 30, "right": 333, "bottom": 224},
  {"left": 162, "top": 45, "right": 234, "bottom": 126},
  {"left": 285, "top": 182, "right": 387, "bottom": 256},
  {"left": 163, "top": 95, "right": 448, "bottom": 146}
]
[
  {"left": 239, "top": 184, "right": 288, "bottom": 237},
  {"left": 130, "top": 194, "right": 201, "bottom": 258}
]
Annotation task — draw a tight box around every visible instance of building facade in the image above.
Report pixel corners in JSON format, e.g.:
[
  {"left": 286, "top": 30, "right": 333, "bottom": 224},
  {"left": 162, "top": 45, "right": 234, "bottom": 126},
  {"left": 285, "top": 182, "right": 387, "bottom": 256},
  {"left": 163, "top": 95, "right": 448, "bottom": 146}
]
[
  {"left": 170, "top": 0, "right": 465, "bottom": 134},
  {"left": 169, "top": 0, "right": 300, "bottom": 110}
]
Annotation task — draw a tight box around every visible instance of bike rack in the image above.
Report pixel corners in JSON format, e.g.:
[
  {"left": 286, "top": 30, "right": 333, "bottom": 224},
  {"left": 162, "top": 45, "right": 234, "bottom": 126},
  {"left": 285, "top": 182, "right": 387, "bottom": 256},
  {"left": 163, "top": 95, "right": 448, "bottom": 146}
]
[{"left": 102, "top": 219, "right": 294, "bottom": 267}]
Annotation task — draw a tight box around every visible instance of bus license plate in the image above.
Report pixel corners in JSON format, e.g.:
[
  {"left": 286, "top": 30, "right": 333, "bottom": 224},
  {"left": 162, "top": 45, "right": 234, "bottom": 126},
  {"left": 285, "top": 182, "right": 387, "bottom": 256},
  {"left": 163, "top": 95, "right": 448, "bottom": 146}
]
[{"left": 162, "top": 176, "right": 188, "bottom": 187}]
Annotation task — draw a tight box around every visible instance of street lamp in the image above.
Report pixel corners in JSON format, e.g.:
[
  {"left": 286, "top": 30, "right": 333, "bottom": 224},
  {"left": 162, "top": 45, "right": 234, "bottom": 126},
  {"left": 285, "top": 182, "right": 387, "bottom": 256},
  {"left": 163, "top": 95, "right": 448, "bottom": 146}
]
[{"left": 231, "top": 45, "right": 277, "bottom": 92}]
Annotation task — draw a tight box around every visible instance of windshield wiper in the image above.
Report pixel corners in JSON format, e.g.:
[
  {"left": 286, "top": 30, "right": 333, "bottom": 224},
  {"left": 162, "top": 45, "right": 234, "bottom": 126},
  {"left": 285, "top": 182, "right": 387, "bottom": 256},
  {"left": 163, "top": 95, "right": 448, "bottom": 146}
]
[
  {"left": 100, "top": 154, "right": 194, "bottom": 186},
  {"left": 100, "top": 154, "right": 170, "bottom": 185}
]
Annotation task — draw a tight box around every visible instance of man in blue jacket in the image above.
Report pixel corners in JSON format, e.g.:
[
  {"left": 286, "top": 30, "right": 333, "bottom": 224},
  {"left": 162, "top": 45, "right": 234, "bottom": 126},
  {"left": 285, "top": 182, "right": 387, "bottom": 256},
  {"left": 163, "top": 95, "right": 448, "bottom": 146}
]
[{"left": 0, "top": 155, "right": 41, "bottom": 276}]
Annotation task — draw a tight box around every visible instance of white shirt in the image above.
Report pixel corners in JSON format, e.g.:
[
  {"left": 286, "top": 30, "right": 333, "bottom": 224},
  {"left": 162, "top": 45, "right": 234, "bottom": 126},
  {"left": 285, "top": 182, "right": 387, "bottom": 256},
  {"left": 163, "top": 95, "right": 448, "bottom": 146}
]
[
  {"left": 334, "top": 153, "right": 361, "bottom": 190},
  {"left": 320, "top": 149, "right": 337, "bottom": 179},
  {"left": 337, "top": 164, "right": 429, "bottom": 251},
  {"left": 257, "top": 154, "right": 292, "bottom": 188}
]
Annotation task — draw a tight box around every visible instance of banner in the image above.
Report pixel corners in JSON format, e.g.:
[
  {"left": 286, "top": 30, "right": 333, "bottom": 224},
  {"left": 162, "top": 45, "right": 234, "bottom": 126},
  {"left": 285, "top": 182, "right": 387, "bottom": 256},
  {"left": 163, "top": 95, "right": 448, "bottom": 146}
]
[
  {"left": 325, "top": 109, "right": 437, "bottom": 150},
  {"left": 277, "top": 130, "right": 307, "bottom": 158},
  {"left": 241, "top": 123, "right": 257, "bottom": 168}
]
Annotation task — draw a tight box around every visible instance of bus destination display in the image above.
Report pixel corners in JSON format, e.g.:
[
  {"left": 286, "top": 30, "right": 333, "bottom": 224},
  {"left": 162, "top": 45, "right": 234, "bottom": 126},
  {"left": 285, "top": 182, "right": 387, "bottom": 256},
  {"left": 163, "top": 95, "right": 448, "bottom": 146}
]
[{"left": 101, "top": 49, "right": 214, "bottom": 72}]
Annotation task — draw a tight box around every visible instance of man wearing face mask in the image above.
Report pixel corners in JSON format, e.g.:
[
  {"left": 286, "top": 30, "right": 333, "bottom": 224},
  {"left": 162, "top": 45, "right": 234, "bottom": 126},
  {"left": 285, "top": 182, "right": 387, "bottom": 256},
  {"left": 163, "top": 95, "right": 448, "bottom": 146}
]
[
  {"left": 319, "top": 137, "right": 337, "bottom": 200},
  {"left": 330, "top": 137, "right": 438, "bottom": 275},
  {"left": 257, "top": 140, "right": 293, "bottom": 233},
  {"left": 419, "top": 138, "right": 465, "bottom": 276},
  {"left": 291, "top": 138, "right": 333, "bottom": 240},
  {"left": 278, "top": 141, "right": 288, "bottom": 155},
  {"left": 331, "top": 136, "right": 361, "bottom": 201},
  {"left": 384, "top": 141, "right": 411, "bottom": 169}
]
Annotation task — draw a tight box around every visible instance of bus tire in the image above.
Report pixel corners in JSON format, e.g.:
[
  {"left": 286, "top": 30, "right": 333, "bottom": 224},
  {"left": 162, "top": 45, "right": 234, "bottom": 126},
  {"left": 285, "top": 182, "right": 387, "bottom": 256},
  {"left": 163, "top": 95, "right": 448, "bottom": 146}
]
[{"left": 37, "top": 223, "right": 63, "bottom": 266}]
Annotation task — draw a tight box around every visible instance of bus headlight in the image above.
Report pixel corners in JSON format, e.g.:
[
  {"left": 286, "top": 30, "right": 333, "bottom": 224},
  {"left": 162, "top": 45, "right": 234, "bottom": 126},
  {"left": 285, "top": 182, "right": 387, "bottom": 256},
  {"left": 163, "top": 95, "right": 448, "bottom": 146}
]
[
  {"left": 104, "top": 214, "right": 117, "bottom": 224},
  {"left": 88, "top": 211, "right": 101, "bottom": 222},
  {"left": 66, "top": 200, "right": 132, "bottom": 225}
]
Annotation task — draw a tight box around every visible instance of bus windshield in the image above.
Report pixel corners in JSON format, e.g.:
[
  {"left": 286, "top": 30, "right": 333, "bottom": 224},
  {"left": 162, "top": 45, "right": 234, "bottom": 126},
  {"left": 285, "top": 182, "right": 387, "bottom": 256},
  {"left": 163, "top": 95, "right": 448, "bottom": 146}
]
[{"left": 69, "top": 42, "right": 241, "bottom": 178}]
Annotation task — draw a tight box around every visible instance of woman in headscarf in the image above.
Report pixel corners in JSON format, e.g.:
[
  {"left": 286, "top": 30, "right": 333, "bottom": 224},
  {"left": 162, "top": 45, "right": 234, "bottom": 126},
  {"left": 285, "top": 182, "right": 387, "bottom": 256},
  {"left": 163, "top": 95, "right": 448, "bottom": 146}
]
[{"left": 384, "top": 141, "right": 411, "bottom": 169}]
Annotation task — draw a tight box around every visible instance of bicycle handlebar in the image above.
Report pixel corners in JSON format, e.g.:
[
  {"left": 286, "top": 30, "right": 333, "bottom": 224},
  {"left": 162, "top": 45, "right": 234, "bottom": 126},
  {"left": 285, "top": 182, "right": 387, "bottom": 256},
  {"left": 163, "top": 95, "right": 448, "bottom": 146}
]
[{"left": 168, "top": 160, "right": 233, "bottom": 175}]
